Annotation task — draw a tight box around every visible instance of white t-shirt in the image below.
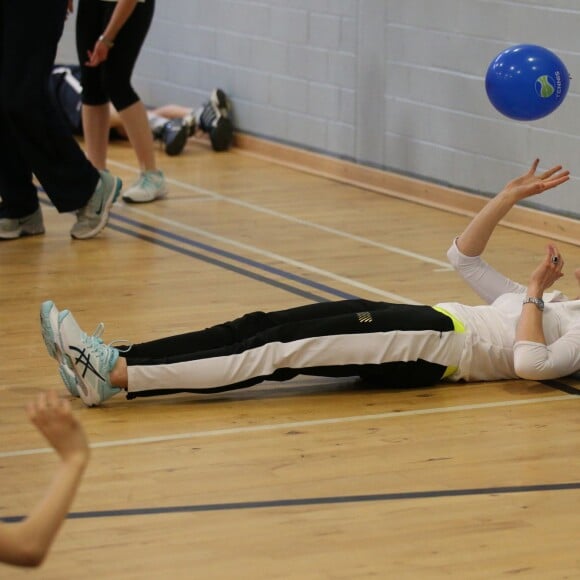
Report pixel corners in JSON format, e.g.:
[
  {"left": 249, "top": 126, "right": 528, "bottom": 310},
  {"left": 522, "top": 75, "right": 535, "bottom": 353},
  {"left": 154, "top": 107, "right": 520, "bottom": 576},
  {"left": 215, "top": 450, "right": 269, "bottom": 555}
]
[{"left": 436, "top": 240, "right": 580, "bottom": 382}]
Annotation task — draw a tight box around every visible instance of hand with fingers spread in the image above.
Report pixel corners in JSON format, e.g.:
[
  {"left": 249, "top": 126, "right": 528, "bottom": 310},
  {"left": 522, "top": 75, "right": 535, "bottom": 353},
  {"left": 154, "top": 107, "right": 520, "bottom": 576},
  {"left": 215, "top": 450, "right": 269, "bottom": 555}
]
[
  {"left": 455, "top": 159, "right": 570, "bottom": 259},
  {"left": 27, "top": 391, "right": 89, "bottom": 465},
  {"left": 502, "top": 158, "right": 570, "bottom": 203}
]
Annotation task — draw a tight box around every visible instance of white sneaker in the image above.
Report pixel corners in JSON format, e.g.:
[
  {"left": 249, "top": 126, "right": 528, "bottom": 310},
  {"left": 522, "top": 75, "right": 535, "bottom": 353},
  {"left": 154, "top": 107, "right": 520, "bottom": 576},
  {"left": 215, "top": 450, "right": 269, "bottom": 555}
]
[
  {"left": 58, "top": 310, "right": 121, "bottom": 407},
  {"left": 122, "top": 170, "right": 167, "bottom": 203}
]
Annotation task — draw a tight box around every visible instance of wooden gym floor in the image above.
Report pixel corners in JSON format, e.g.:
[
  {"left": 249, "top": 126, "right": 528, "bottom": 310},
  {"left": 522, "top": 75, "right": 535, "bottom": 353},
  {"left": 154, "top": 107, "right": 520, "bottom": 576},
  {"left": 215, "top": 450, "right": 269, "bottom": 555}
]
[{"left": 0, "top": 137, "right": 579, "bottom": 579}]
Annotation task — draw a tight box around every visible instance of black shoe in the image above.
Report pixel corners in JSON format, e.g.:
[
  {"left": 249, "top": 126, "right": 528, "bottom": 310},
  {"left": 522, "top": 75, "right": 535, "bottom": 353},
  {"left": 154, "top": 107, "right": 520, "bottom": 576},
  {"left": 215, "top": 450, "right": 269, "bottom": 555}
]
[
  {"left": 160, "top": 119, "right": 189, "bottom": 156},
  {"left": 209, "top": 117, "right": 234, "bottom": 152},
  {"left": 197, "top": 89, "right": 233, "bottom": 151}
]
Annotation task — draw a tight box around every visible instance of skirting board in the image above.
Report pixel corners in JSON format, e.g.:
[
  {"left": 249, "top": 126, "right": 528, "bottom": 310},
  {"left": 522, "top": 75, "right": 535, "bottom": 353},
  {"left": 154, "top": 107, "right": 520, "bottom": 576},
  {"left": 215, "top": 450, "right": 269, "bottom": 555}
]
[{"left": 234, "top": 133, "right": 580, "bottom": 247}]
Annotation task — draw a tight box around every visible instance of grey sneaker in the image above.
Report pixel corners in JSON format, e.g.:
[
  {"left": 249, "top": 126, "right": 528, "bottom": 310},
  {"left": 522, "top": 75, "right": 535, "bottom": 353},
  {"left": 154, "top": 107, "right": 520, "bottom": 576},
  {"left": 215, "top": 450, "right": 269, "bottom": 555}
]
[
  {"left": 71, "top": 170, "right": 122, "bottom": 239},
  {"left": 122, "top": 170, "right": 167, "bottom": 203},
  {"left": 0, "top": 207, "right": 45, "bottom": 240},
  {"left": 58, "top": 310, "right": 121, "bottom": 407}
]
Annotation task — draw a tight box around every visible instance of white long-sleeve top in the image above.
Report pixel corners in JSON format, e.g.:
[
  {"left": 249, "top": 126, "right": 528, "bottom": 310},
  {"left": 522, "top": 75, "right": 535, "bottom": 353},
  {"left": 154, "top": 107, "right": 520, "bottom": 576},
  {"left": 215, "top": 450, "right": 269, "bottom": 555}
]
[{"left": 435, "top": 240, "right": 580, "bottom": 382}]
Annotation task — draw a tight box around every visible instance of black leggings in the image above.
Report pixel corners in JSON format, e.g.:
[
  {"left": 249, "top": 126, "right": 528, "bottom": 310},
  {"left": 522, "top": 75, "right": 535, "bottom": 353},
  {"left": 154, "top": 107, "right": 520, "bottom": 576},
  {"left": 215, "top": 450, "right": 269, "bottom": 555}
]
[
  {"left": 76, "top": 0, "right": 154, "bottom": 111},
  {"left": 124, "top": 300, "right": 457, "bottom": 398}
]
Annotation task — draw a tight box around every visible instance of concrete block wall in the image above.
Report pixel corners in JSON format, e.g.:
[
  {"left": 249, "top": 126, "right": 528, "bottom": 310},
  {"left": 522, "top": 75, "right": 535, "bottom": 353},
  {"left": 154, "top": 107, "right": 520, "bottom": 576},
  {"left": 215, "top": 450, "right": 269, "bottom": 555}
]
[{"left": 58, "top": 0, "right": 580, "bottom": 217}]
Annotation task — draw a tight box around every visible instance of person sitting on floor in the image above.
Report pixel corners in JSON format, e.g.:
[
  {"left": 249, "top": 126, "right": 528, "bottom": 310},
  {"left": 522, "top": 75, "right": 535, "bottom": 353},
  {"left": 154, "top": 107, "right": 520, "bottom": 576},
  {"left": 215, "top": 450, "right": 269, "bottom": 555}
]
[{"left": 49, "top": 64, "right": 234, "bottom": 159}]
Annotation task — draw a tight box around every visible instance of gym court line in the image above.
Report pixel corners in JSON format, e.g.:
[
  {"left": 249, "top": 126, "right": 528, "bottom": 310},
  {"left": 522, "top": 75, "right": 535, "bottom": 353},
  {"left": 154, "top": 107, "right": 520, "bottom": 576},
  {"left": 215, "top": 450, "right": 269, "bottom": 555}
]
[
  {"left": 108, "top": 158, "right": 454, "bottom": 273},
  {"left": 112, "top": 207, "right": 425, "bottom": 303},
  {"left": 38, "top": 195, "right": 421, "bottom": 304},
  {"left": 1, "top": 393, "right": 576, "bottom": 459},
  {"left": 2, "top": 481, "right": 579, "bottom": 523},
  {"left": 109, "top": 216, "right": 364, "bottom": 302}
]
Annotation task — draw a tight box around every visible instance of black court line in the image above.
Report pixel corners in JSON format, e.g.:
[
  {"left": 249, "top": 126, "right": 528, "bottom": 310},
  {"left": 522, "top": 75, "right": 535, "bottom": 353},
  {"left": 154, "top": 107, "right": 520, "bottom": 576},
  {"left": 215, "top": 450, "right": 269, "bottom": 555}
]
[
  {"left": 2, "top": 482, "right": 578, "bottom": 523},
  {"left": 541, "top": 380, "right": 580, "bottom": 396},
  {"left": 109, "top": 212, "right": 361, "bottom": 301}
]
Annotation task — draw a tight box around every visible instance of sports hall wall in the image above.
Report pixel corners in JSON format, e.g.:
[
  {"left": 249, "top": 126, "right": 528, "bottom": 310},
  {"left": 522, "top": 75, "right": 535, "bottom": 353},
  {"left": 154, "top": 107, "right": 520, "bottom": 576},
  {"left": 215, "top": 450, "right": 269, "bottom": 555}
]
[{"left": 58, "top": 1, "right": 580, "bottom": 218}]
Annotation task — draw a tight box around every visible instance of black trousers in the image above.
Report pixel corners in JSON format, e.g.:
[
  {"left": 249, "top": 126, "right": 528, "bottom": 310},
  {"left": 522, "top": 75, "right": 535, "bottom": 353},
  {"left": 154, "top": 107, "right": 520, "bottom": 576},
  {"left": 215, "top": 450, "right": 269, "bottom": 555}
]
[
  {"left": 125, "top": 300, "right": 457, "bottom": 398},
  {"left": 0, "top": 0, "right": 99, "bottom": 217},
  {"left": 76, "top": 0, "right": 155, "bottom": 111}
]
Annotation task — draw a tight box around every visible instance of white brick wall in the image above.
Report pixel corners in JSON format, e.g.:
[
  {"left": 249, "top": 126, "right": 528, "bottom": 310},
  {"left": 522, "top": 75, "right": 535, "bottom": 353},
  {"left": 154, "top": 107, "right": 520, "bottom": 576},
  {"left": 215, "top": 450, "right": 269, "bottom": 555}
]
[{"left": 58, "top": 0, "right": 580, "bottom": 216}]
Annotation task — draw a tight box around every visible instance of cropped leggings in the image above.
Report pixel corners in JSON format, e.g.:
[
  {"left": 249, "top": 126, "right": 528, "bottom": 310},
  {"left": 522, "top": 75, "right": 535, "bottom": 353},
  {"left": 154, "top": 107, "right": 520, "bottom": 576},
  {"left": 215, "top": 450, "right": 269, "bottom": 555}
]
[
  {"left": 76, "top": 0, "right": 154, "bottom": 111},
  {"left": 123, "top": 300, "right": 462, "bottom": 399}
]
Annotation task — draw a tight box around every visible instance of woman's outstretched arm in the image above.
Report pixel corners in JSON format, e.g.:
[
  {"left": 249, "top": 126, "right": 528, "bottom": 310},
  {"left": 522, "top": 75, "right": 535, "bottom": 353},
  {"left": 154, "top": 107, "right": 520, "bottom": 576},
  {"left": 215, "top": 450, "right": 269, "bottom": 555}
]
[
  {"left": 0, "top": 392, "right": 89, "bottom": 567},
  {"left": 456, "top": 159, "right": 569, "bottom": 257}
]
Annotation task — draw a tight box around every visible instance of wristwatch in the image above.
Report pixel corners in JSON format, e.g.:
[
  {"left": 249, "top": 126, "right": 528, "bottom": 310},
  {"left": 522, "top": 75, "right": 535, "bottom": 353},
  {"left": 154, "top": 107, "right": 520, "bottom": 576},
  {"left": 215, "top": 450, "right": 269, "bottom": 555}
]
[{"left": 523, "top": 296, "right": 544, "bottom": 311}]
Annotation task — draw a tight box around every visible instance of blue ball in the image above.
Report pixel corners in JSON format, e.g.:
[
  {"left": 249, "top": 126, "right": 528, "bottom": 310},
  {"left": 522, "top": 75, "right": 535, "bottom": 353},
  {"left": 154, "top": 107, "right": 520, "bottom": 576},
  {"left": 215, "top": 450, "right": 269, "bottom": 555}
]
[{"left": 485, "top": 44, "right": 570, "bottom": 121}]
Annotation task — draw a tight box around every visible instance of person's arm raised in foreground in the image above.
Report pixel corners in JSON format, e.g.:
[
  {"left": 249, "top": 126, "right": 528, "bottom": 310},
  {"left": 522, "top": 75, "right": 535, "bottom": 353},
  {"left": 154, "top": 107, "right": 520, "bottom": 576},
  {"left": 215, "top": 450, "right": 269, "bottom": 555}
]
[
  {"left": 448, "top": 160, "right": 570, "bottom": 303},
  {"left": 0, "top": 391, "right": 90, "bottom": 567}
]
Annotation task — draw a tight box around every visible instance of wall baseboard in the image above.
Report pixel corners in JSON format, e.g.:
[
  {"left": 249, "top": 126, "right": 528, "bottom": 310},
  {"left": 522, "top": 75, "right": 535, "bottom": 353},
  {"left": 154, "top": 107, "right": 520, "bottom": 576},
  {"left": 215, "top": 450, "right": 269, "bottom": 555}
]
[{"left": 235, "top": 133, "right": 580, "bottom": 246}]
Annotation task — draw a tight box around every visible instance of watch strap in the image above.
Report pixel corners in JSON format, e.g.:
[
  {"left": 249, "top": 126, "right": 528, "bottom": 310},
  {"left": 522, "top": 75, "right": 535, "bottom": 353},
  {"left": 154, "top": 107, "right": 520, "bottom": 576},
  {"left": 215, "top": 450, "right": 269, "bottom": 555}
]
[{"left": 523, "top": 296, "right": 544, "bottom": 311}]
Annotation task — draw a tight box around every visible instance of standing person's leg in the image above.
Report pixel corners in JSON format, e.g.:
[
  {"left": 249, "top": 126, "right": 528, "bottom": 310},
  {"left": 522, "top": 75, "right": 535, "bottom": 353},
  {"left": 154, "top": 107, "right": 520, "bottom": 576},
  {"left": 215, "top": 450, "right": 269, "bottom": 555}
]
[
  {"left": 0, "top": 1, "right": 96, "bottom": 226},
  {"left": 81, "top": 103, "right": 111, "bottom": 171},
  {"left": 76, "top": 0, "right": 111, "bottom": 170},
  {"left": 0, "top": 0, "right": 121, "bottom": 240},
  {"left": 99, "top": 0, "right": 166, "bottom": 203},
  {"left": 0, "top": 2, "right": 42, "bottom": 236}
]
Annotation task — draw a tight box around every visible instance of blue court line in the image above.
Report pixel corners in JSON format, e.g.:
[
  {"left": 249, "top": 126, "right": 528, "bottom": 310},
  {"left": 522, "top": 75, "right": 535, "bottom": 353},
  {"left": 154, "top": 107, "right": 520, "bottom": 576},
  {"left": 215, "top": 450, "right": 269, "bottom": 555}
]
[
  {"left": 108, "top": 222, "right": 338, "bottom": 304},
  {"left": 109, "top": 212, "right": 360, "bottom": 301},
  {"left": 2, "top": 482, "right": 578, "bottom": 523},
  {"left": 37, "top": 197, "right": 359, "bottom": 303}
]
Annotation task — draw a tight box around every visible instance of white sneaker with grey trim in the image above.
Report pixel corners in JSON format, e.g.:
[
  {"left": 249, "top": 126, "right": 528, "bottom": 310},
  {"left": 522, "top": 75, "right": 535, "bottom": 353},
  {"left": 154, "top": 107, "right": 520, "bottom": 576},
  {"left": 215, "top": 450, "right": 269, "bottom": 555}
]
[
  {"left": 122, "top": 170, "right": 167, "bottom": 203},
  {"left": 0, "top": 207, "right": 45, "bottom": 239}
]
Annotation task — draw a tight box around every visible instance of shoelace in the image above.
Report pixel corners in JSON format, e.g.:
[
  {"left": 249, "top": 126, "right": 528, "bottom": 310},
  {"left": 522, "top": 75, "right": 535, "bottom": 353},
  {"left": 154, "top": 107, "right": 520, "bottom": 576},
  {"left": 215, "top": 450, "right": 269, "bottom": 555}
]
[{"left": 81, "top": 322, "right": 132, "bottom": 356}]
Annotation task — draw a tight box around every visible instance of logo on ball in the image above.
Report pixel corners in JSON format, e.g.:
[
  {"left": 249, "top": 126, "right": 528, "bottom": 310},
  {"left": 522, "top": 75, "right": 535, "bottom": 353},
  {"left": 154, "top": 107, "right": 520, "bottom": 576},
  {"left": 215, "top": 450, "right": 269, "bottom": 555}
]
[{"left": 535, "top": 75, "right": 555, "bottom": 98}]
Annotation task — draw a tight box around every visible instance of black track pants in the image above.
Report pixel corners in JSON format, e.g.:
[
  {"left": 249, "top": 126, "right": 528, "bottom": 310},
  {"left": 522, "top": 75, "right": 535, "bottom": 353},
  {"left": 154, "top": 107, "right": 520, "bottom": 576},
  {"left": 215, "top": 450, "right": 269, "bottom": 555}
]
[{"left": 124, "top": 300, "right": 462, "bottom": 398}]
